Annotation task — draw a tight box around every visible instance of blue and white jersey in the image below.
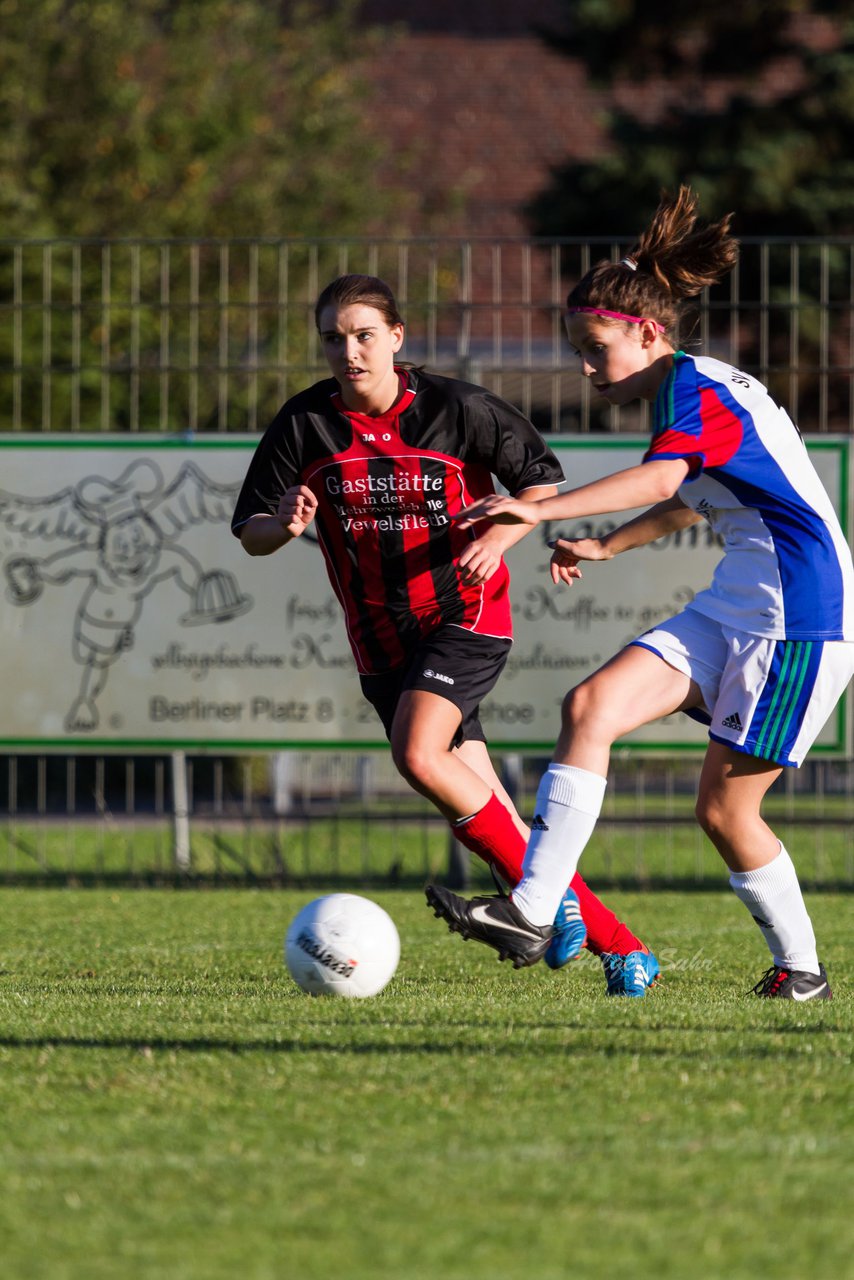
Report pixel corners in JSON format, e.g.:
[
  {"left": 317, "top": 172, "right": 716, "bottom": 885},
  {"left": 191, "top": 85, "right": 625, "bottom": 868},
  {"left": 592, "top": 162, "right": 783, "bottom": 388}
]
[{"left": 645, "top": 351, "right": 854, "bottom": 641}]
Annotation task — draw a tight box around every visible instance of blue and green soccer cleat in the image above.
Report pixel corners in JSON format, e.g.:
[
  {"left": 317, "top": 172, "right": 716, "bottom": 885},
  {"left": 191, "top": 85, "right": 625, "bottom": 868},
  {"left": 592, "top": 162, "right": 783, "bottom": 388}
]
[
  {"left": 602, "top": 949, "right": 660, "bottom": 996},
  {"left": 544, "top": 887, "right": 588, "bottom": 970}
]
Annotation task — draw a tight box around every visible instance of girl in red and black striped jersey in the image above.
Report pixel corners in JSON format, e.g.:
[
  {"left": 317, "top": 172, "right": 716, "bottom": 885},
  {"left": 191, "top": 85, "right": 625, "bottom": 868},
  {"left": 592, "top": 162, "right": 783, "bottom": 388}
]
[{"left": 232, "top": 274, "right": 656, "bottom": 989}]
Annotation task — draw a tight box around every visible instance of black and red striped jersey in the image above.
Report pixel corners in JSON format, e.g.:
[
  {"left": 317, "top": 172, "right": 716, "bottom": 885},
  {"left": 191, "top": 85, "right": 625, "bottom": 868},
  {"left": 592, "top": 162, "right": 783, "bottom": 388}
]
[{"left": 232, "top": 367, "right": 563, "bottom": 673}]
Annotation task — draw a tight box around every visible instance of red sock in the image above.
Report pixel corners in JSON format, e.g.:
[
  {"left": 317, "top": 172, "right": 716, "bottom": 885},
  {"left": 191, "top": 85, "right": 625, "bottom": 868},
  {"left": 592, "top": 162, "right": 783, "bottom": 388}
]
[
  {"left": 452, "top": 793, "right": 644, "bottom": 956},
  {"left": 452, "top": 792, "right": 527, "bottom": 885},
  {"left": 569, "top": 877, "right": 644, "bottom": 957}
]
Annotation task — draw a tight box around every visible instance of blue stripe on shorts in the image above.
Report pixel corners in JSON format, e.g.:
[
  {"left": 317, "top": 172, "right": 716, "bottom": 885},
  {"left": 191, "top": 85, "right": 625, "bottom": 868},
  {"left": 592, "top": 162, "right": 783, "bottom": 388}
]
[{"left": 746, "top": 640, "right": 824, "bottom": 765}]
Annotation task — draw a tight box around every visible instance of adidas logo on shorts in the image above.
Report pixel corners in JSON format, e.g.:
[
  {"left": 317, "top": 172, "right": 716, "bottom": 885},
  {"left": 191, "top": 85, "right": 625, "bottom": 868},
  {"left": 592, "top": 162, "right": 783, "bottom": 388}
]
[{"left": 721, "top": 711, "right": 743, "bottom": 730}]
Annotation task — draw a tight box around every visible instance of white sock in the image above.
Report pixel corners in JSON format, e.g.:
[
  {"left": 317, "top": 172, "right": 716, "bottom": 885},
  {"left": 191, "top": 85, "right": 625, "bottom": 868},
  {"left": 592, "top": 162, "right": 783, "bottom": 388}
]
[
  {"left": 511, "top": 764, "right": 607, "bottom": 926},
  {"left": 729, "top": 845, "right": 820, "bottom": 974}
]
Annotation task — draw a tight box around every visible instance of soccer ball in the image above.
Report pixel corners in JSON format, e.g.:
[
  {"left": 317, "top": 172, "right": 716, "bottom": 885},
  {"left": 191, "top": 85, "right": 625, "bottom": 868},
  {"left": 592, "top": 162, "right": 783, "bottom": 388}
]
[{"left": 284, "top": 893, "right": 400, "bottom": 998}]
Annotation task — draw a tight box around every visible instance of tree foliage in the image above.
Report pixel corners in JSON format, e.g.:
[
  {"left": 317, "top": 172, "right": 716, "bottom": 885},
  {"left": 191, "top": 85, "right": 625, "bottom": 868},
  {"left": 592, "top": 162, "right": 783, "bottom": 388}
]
[
  {"left": 0, "top": 1, "right": 420, "bottom": 431},
  {"left": 0, "top": 0, "right": 409, "bottom": 239},
  {"left": 529, "top": 1, "right": 854, "bottom": 237}
]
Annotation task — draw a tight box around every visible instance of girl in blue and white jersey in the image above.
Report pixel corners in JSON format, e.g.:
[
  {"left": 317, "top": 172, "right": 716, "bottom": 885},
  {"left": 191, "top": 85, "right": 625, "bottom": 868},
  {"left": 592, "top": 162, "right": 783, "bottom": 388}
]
[{"left": 430, "top": 186, "right": 854, "bottom": 1000}]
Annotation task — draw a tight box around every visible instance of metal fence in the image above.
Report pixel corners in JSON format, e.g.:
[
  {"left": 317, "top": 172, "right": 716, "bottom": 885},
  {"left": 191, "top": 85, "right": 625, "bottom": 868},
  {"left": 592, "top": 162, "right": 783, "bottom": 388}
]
[
  {"left": 2, "top": 750, "right": 853, "bottom": 889},
  {"left": 1, "top": 235, "right": 853, "bottom": 887},
  {"left": 3, "top": 234, "right": 854, "bottom": 435}
]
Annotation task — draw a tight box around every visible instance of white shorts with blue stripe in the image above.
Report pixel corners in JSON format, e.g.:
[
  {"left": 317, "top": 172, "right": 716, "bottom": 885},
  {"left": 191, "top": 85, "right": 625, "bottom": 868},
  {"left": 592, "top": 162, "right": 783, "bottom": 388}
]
[{"left": 631, "top": 606, "right": 854, "bottom": 767}]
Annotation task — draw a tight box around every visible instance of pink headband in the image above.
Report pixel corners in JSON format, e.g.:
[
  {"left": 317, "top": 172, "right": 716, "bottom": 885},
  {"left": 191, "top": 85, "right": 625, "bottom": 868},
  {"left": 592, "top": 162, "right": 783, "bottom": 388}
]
[{"left": 568, "top": 306, "right": 666, "bottom": 333}]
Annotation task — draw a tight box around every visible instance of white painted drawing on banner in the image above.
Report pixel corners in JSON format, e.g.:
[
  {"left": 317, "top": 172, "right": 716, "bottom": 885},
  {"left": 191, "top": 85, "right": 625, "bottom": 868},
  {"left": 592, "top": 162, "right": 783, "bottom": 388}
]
[
  {"left": 0, "top": 439, "right": 847, "bottom": 752},
  {"left": 1, "top": 459, "right": 251, "bottom": 733}
]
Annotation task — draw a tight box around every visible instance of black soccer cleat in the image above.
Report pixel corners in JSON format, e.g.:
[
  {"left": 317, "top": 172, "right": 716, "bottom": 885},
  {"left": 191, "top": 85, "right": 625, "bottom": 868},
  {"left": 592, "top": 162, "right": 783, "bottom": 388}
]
[
  {"left": 750, "top": 962, "right": 832, "bottom": 1000},
  {"left": 425, "top": 884, "right": 553, "bottom": 969}
]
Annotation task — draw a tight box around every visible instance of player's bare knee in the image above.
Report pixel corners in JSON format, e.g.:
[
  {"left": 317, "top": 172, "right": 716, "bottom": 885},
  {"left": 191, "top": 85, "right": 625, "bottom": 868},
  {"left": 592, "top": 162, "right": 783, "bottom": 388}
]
[
  {"left": 391, "top": 737, "right": 438, "bottom": 789},
  {"left": 561, "top": 682, "right": 612, "bottom": 738},
  {"left": 560, "top": 686, "right": 585, "bottom": 731},
  {"left": 695, "top": 792, "right": 728, "bottom": 841}
]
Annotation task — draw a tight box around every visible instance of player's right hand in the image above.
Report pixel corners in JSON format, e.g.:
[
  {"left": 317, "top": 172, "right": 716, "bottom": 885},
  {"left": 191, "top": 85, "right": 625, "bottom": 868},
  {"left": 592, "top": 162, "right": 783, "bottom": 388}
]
[
  {"left": 454, "top": 494, "right": 541, "bottom": 529},
  {"left": 277, "top": 485, "right": 318, "bottom": 538}
]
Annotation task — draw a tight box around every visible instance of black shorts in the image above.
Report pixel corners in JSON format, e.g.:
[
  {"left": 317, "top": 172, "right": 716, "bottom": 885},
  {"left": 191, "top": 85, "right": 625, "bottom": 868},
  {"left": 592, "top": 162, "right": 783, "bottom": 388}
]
[{"left": 359, "top": 626, "right": 512, "bottom": 747}]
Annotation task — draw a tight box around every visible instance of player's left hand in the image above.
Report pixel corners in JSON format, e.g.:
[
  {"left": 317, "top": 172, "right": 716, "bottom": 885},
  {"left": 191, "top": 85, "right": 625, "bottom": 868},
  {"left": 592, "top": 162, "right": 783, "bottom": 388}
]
[
  {"left": 454, "top": 494, "right": 541, "bottom": 529},
  {"left": 457, "top": 538, "right": 502, "bottom": 586},
  {"left": 548, "top": 537, "right": 611, "bottom": 586}
]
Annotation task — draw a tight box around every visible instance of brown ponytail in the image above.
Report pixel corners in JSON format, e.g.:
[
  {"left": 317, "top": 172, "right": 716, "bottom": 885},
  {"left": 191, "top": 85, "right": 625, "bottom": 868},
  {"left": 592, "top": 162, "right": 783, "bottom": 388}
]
[{"left": 567, "top": 186, "right": 738, "bottom": 335}]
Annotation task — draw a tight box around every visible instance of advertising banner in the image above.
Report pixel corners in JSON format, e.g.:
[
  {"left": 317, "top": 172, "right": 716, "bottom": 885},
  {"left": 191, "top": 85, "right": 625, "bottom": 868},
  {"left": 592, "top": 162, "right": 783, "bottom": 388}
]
[{"left": 0, "top": 436, "right": 849, "bottom": 753}]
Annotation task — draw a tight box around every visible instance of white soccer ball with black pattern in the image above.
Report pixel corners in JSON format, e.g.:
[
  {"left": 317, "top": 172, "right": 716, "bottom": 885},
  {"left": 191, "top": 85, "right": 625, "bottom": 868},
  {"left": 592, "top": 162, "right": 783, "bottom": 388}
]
[{"left": 284, "top": 893, "right": 400, "bottom": 997}]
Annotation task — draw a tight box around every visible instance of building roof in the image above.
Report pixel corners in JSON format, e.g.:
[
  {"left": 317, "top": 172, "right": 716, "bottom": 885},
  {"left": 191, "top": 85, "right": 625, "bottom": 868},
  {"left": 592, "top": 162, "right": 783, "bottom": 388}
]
[
  {"left": 365, "top": 29, "right": 600, "bottom": 239},
  {"left": 360, "top": 1, "right": 569, "bottom": 37}
]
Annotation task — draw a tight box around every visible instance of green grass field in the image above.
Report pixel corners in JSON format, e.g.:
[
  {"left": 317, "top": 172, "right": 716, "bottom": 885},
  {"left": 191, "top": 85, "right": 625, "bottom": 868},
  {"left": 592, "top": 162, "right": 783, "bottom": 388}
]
[
  {"left": 1, "top": 886, "right": 852, "bottom": 1280},
  {"left": 4, "top": 812, "right": 852, "bottom": 888}
]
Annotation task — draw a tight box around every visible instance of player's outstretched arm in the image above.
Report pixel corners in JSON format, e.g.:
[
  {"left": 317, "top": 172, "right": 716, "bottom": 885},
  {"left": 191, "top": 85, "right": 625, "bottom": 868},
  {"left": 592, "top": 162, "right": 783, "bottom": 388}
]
[
  {"left": 239, "top": 485, "right": 318, "bottom": 556},
  {"left": 454, "top": 493, "right": 541, "bottom": 529},
  {"left": 549, "top": 496, "right": 702, "bottom": 586},
  {"left": 457, "top": 485, "right": 557, "bottom": 586},
  {"left": 456, "top": 459, "right": 691, "bottom": 531}
]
